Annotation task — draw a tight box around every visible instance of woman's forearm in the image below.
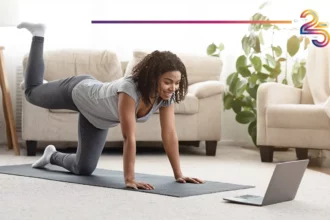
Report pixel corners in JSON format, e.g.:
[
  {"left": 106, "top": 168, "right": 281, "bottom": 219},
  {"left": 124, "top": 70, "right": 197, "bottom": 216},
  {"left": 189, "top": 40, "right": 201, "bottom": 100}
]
[
  {"left": 162, "top": 131, "right": 183, "bottom": 179},
  {"left": 123, "top": 137, "right": 136, "bottom": 182}
]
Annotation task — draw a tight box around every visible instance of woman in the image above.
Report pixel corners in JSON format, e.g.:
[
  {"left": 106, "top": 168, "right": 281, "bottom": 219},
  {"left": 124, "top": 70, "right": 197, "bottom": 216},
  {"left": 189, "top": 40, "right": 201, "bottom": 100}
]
[{"left": 18, "top": 22, "right": 205, "bottom": 190}]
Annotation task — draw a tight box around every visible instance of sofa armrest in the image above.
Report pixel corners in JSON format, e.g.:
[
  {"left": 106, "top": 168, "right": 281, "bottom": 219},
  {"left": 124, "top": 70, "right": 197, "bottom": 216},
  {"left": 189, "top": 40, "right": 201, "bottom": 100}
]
[
  {"left": 188, "top": 81, "right": 225, "bottom": 99},
  {"left": 257, "top": 82, "right": 302, "bottom": 106},
  {"left": 257, "top": 82, "right": 302, "bottom": 145}
]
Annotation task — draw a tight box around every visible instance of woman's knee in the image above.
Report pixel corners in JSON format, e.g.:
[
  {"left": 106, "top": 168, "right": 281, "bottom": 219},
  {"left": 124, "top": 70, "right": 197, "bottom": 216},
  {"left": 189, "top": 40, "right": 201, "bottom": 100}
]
[
  {"left": 24, "top": 89, "right": 37, "bottom": 105},
  {"left": 74, "top": 164, "right": 96, "bottom": 176}
]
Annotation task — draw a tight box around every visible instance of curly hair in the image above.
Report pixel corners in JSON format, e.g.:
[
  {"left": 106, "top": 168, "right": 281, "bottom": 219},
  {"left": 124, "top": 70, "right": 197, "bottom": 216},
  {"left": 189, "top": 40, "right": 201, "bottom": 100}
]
[{"left": 131, "top": 50, "right": 188, "bottom": 106}]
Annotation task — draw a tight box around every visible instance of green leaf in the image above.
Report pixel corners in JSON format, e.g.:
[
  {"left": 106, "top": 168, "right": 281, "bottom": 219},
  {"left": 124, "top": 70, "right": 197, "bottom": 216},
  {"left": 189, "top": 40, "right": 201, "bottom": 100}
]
[
  {"left": 298, "top": 65, "right": 306, "bottom": 80},
  {"left": 272, "top": 46, "right": 282, "bottom": 57},
  {"left": 218, "top": 42, "right": 225, "bottom": 51},
  {"left": 229, "top": 76, "right": 239, "bottom": 94},
  {"left": 248, "top": 73, "right": 258, "bottom": 87},
  {"left": 248, "top": 120, "right": 257, "bottom": 146},
  {"left": 257, "top": 72, "right": 269, "bottom": 81},
  {"left": 224, "top": 93, "right": 233, "bottom": 110},
  {"left": 247, "top": 85, "right": 258, "bottom": 99},
  {"left": 263, "top": 64, "right": 274, "bottom": 73},
  {"left": 250, "top": 13, "right": 265, "bottom": 32},
  {"left": 287, "top": 35, "right": 300, "bottom": 57},
  {"left": 262, "top": 24, "right": 272, "bottom": 30},
  {"left": 259, "top": 31, "right": 264, "bottom": 45},
  {"left": 237, "top": 83, "right": 247, "bottom": 97},
  {"left": 234, "top": 80, "right": 246, "bottom": 95},
  {"left": 253, "top": 36, "right": 261, "bottom": 53},
  {"left": 229, "top": 77, "right": 246, "bottom": 96},
  {"left": 304, "top": 37, "right": 310, "bottom": 50},
  {"left": 207, "top": 43, "right": 217, "bottom": 55},
  {"left": 273, "top": 25, "right": 280, "bottom": 30},
  {"left": 269, "top": 61, "right": 282, "bottom": 78},
  {"left": 265, "top": 54, "right": 276, "bottom": 68},
  {"left": 236, "top": 55, "right": 247, "bottom": 72},
  {"left": 259, "top": 1, "right": 269, "bottom": 9},
  {"left": 232, "top": 99, "right": 242, "bottom": 114},
  {"left": 250, "top": 56, "right": 262, "bottom": 72},
  {"left": 277, "top": 57, "right": 286, "bottom": 62},
  {"left": 238, "top": 66, "right": 251, "bottom": 77},
  {"left": 247, "top": 34, "right": 259, "bottom": 49},
  {"left": 282, "top": 78, "right": 288, "bottom": 85},
  {"left": 226, "top": 72, "right": 238, "bottom": 86},
  {"left": 241, "top": 96, "right": 253, "bottom": 108},
  {"left": 252, "top": 13, "right": 263, "bottom": 21},
  {"left": 211, "top": 54, "right": 220, "bottom": 57},
  {"left": 242, "top": 36, "right": 251, "bottom": 56},
  {"left": 292, "top": 73, "right": 302, "bottom": 88},
  {"left": 236, "top": 111, "right": 256, "bottom": 124}
]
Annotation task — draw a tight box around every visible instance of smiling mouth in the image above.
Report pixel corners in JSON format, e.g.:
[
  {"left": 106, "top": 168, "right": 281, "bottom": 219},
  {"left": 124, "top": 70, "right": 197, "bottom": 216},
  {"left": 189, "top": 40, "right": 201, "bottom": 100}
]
[{"left": 164, "top": 92, "right": 173, "bottom": 97}]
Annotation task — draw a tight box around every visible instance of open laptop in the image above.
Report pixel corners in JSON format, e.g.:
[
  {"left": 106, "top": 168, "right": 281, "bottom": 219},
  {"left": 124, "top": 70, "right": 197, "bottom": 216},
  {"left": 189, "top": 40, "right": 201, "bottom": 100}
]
[{"left": 223, "top": 159, "right": 309, "bottom": 206}]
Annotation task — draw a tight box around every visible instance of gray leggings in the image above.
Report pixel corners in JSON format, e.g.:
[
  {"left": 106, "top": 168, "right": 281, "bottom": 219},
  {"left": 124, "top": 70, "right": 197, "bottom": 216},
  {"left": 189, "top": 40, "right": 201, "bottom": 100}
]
[{"left": 25, "top": 36, "right": 109, "bottom": 175}]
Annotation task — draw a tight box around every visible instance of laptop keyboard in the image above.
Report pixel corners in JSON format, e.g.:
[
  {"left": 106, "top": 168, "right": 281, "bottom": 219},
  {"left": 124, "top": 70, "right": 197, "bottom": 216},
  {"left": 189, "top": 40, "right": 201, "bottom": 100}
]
[{"left": 238, "top": 195, "right": 261, "bottom": 199}]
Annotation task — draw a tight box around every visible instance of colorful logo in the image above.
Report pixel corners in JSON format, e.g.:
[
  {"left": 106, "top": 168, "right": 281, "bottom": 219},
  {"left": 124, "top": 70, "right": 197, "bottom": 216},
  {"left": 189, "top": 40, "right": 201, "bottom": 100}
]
[{"left": 300, "top": 9, "right": 329, "bottom": 47}]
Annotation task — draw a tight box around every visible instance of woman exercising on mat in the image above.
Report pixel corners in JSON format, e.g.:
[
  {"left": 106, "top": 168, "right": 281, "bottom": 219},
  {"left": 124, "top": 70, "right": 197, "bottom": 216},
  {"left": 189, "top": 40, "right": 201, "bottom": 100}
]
[{"left": 17, "top": 22, "right": 205, "bottom": 190}]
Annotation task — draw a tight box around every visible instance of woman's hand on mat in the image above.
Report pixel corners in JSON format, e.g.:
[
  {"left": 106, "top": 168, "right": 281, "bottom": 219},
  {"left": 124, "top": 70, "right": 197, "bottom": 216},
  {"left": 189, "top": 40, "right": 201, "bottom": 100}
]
[
  {"left": 176, "top": 176, "right": 205, "bottom": 184},
  {"left": 125, "top": 179, "right": 155, "bottom": 190}
]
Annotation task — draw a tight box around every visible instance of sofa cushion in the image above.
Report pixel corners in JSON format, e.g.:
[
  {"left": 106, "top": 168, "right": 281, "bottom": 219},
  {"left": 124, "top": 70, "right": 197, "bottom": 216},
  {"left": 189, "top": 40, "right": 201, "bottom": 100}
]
[
  {"left": 23, "top": 49, "right": 123, "bottom": 82},
  {"left": 49, "top": 92, "right": 199, "bottom": 115},
  {"left": 124, "top": 50, "right": 223, "bottom": 85},
  {"left": 267, "top": 104, "right": 330, "bottom": 129}
]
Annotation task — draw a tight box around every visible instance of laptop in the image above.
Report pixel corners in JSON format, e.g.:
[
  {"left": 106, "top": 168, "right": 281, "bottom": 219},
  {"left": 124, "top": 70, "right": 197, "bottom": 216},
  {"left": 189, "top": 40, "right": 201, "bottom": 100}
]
[{"left": 223, "top": 159, "right": 309, "bottom": 206}]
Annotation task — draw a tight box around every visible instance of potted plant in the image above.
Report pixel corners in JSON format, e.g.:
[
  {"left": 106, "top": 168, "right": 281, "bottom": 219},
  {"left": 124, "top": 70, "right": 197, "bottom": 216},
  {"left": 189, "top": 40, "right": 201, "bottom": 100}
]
[{"left": 206, "top": 1, "right": 309, "bottom": 146}]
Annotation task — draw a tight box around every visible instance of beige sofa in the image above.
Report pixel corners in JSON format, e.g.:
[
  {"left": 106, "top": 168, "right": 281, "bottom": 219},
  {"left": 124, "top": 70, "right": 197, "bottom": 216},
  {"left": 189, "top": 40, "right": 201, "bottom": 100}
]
[{"left": 21, "top": 49, "right": 224, "bottom": 156}]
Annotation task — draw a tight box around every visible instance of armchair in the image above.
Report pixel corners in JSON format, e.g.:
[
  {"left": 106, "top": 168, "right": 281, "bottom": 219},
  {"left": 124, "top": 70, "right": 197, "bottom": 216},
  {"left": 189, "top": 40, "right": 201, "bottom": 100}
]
[{"left": 256, "top": 45, "right": 330, "bottom": 162}]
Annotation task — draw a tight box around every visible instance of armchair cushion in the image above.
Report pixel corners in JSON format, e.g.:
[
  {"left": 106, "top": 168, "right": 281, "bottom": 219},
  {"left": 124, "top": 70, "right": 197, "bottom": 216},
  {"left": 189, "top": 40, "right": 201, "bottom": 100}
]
[{"left": 267, "top": 104, "right": 330, "bottom": 129}]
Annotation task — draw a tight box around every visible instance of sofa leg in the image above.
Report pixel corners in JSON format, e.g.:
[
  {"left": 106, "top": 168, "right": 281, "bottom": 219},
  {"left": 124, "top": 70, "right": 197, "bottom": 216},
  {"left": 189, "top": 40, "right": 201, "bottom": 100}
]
[
  {"left": 259, "top": 145, "right": 274, "bottom": 162},
  {"left": 295, "top": 148, "right": 308, "bottom": 160},
  {"left": 205, "top": 141, "right": 217, "bottom": 156},
  {"left": 26, "top": 141, "right": 37, "bottom": 156}
]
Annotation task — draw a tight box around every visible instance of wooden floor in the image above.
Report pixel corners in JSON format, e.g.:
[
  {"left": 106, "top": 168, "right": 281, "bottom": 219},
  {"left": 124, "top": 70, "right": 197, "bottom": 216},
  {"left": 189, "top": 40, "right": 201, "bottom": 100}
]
[{"left": 308, "top": 166, "right": 330, "bottom": 175}]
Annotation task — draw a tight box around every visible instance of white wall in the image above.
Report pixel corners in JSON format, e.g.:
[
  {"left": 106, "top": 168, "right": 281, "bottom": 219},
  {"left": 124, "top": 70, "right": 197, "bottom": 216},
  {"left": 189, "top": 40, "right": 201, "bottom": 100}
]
[{"left": 0, "top": 0, "right": 327, "bottom": 146}]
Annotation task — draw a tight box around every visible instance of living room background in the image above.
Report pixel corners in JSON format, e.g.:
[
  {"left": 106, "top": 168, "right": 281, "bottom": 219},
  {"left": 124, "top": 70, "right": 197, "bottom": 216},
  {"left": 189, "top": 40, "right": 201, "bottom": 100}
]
[{"left": 0, "top": 0, "right": 326, "bottom": 146}]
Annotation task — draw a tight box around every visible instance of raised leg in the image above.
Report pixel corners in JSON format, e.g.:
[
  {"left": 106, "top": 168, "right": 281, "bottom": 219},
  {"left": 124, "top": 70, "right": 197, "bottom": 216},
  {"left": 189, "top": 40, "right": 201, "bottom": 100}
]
[
  {"left": 205, "top": 141, "right": 217, "bottom": 156},
  {"left": 295, "top": 148, "right": 308, "bottom": 160},
  {"left": 26, "top": 140, "right": 37, "bottom": 156},
  {"left": 259, "top": 145, "right": 274, "bottom": 162}
]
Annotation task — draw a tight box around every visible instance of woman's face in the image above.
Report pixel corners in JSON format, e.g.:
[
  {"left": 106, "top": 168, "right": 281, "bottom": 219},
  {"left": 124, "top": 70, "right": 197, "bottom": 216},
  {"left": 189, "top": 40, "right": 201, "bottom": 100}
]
[{"left": 157, "top": 70, "right": 181, "bottom": 100}]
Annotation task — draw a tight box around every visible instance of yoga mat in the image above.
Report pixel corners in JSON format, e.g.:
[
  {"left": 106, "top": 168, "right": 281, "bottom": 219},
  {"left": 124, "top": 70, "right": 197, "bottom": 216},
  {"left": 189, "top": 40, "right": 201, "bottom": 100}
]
[{"left": 0, "top": 164, "right": 254, "bottom": 197}]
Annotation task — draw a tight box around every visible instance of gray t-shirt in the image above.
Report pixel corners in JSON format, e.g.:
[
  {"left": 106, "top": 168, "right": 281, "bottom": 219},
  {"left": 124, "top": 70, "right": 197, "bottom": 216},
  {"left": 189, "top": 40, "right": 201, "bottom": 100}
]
[{"left": 71, "top": 76, "right": 174, "bottom": 129}]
